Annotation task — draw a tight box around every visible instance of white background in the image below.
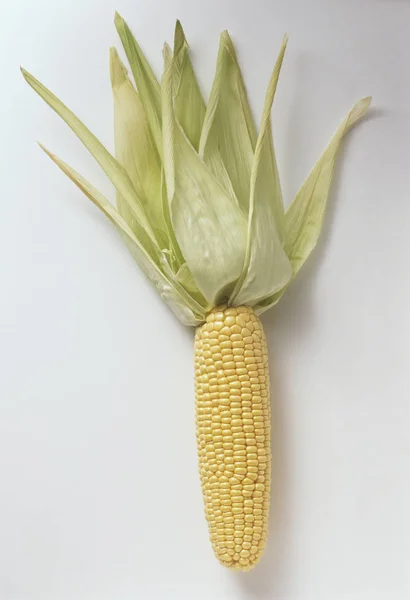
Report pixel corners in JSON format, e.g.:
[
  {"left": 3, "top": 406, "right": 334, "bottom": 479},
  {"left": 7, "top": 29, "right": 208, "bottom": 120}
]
[{"left": 1, "top": 0, "right": 409, "bottom": 599}]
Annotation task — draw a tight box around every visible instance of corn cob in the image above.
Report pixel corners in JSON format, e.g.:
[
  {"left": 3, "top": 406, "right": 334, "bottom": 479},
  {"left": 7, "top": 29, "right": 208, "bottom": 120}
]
[
  {"left": 195, "top": 306, "right": 270, "bottom": 570},
  {"left": 22, "top": 14, "right": 371, "bottom": 572}
]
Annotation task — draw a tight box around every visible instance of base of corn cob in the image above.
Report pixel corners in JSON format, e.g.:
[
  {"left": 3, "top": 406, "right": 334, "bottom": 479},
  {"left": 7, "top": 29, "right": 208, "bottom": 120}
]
[{"left": 195, "top": 306, "right": 270, "bottom": 570}]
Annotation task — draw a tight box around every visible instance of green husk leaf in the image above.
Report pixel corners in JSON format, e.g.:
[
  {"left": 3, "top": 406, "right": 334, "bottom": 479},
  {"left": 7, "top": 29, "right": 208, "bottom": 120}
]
[
  {"left": 199, "top": 31, "right": 257, "bottom": 211},
  {"left": 39, "top": 144, "right": 159, "bottom": 267},
  {"left": 172, "top": 20, "right": 206, "bottom": 151},
  {"left": 114, "top": 12, "right": 162, "bottom": 157},
  {"left": 255, "top": 96, "right": 372, "bottom": 314},
  {"left": 21, "top": 67, "right": 157, "bottom": 247},
  {"left": 175, "top": 262, "right": 208, "bottom": 306},
  {"left": 159, "top": 169, "right": 209, "bottom": 309},
  {"left": 109, "top": 47, "right": 164, "bottom": 240},
  {"left": 162, "top": 53, "right": 248, "bottom": 305},
  {"left": 284, "top": 96, "right": 371, "bottom": 274},
  {"left": 230, "top": 37, "right": 292, "bottom": 307},
  {"left": 162, "top": 42, "right": 173, "bottom": 69},
  {"left": 256, "top": 35, "right": 287, "bottom": 242},
  {"left": 160, "top": 258, "right": 209, "bottom": 309},
  {"left": 159, "top": 168, "right": 185, "bottom": 269},
  {"left": 157, "top": 48, "right": 216, "bottom": 310},
  {"left": 40, "top": 145, "right": 205, "bottom": 325}
]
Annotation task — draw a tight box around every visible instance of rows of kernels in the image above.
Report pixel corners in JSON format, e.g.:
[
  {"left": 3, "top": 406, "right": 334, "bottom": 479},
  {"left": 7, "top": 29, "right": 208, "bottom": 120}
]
[{"left": 194, "top": 306, "right": 271, "bottom": 571}]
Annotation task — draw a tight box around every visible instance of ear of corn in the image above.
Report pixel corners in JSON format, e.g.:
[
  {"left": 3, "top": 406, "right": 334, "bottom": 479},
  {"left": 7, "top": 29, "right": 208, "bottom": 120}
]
[
  {"left": 22, "top": 15, "right": 371, "bottom": 571},
  {"left": 195, "top": 306, "right": 270, "bottom": 570}
]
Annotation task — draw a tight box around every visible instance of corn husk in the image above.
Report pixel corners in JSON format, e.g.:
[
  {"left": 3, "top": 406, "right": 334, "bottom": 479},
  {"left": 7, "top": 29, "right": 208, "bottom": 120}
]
[{"left": 22, "top": 17, "right": 370, "bottom": 325}]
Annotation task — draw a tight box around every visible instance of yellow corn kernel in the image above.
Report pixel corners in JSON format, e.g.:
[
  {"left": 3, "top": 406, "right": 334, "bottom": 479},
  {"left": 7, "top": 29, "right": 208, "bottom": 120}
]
[{"left": 194, "top": 305, "right": 271, "bottom": 571}]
